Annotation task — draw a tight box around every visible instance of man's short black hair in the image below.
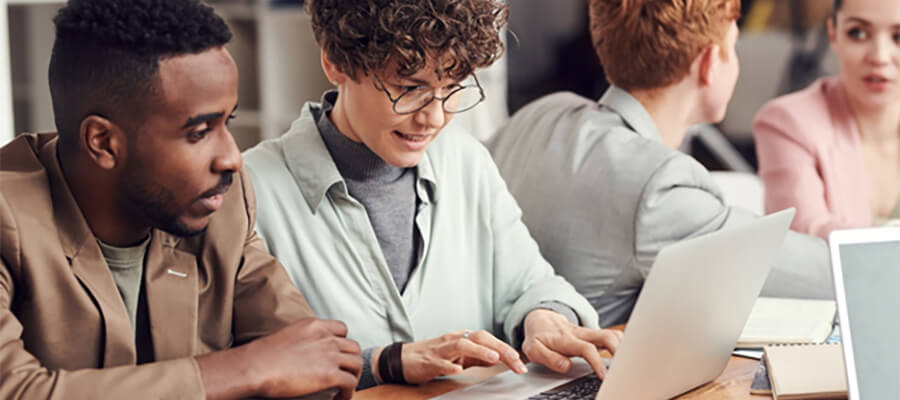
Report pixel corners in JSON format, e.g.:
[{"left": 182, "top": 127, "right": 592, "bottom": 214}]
[{"left": 49, "top": 0, "right": 232, "bottom": 152}]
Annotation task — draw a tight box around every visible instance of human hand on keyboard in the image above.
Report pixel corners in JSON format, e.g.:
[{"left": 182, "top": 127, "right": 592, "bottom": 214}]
[
  {"left": 386, "top": 329, "right": 529, "bottom": 384},
  {"left": 521, "top": 309, "right": 623, "bottom": 380}
]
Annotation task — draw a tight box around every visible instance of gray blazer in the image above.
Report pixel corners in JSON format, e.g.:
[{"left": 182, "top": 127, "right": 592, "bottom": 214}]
[{"left": 489, "top": 88, "right": 834, "bottom": 328}]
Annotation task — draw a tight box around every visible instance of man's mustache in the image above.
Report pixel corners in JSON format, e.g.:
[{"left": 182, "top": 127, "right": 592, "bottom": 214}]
[{"left": 198, "top": 172, "right": 233, "bottom": 199}]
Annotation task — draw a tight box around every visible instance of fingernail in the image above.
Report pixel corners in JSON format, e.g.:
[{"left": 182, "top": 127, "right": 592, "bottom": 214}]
[
  {"left": 506, "top": 351, "right": 520, "bottom": 360},
  {"left": 516, "top": 362, "right": 528, "bottom": 374},
  {"left": 488, "top": 351, "right": 500, "bottom": 362},
  {"left": 557, "top": 360, "right": 570, "bottom": 370}
]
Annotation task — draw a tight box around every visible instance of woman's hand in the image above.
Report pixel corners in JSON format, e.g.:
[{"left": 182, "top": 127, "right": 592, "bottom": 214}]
[
  {"left": 376, "top": 329, "right": 528, "bottom": 384},
  {"left": 521, "top": 309, "right": 623, "bottom": 379}
]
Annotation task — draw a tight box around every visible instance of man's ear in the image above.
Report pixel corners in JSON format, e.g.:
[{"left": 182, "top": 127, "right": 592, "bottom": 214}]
[
  {"left": 320, "top": 48, "right": 350, "bottom": 86},
  {"left": 79, "top": 115, "right": 126, "bottom": 171},
  {"left": 827, "top": 18, "right": 837, "bottom": 45},
  {"left": 697, "top": 43, "right": 720, "bottom": 87}
]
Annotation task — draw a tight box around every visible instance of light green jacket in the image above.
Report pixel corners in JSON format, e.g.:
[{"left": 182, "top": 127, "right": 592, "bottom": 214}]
[{"left": 243, "top": 102, "right": 598, "bottom": 349}]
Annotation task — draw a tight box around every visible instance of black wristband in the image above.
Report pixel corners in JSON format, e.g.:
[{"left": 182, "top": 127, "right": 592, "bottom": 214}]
[
  {"left": 389, "top": 342, "right": 406, "bottom": 384},
  {"left": 378, "top": 342, "right": 407, "bottom": 384}
]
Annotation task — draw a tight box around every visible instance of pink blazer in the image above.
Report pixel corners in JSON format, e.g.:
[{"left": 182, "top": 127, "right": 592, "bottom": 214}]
[{"left": 753, "top": 76, "right": 871, "bottom": 239}]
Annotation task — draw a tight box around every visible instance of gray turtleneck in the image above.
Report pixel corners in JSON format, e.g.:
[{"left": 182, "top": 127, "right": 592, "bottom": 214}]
[{"left": 316, "top": 91, "right": 420, "bottom": 293}]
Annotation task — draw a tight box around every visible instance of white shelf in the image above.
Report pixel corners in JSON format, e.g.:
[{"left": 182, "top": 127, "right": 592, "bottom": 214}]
[
  {"left": 5, "top": 2, "right": 59, "bottom": 140},
  {"left": 1, "top": 3, "right": 11, "bottom": 144},
  {"left": 257, "top": 7, "right": 330, "bottom": 139}
]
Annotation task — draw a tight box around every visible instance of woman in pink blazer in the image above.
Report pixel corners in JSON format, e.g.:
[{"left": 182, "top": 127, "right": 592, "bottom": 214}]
[{"left": 753, "top": 0, "right": 900, "bottom": 239}]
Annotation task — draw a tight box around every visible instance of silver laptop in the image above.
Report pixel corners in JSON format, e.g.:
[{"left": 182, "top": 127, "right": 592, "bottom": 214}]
[
  {"left": 435, "top": 209, "right": 795, "bottom": 400},
  {"left": 829, "top": 227, "right": 900, "bottom": 400}
]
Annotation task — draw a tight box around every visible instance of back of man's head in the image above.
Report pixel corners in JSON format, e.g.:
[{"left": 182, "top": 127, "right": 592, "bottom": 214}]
[
  {"left": 589, "top": 0, "right": 740, "bottom": 92},
  {"left": 49, "top": 0, "right": 232, "bottom": 154}
]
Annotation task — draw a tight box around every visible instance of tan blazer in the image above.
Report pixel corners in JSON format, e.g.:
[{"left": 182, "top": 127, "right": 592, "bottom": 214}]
[{"left": 0, "top": 133, "right": 314, "bottom": 399}]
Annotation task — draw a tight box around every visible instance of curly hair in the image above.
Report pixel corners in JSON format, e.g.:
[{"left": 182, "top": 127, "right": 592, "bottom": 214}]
[
  {"left": 49, "top": 0, "right": 232, "bottom": 150},
  {"left": 307, "top": 0, "right": 508, "bottom": 82},
  {"left": 590, "top": 0, "right": 740, "bottom": 91}
]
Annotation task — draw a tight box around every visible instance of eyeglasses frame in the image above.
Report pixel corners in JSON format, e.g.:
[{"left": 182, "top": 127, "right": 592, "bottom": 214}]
[{"left": 371, "top": 73, "right": 486, "bottom": 115}]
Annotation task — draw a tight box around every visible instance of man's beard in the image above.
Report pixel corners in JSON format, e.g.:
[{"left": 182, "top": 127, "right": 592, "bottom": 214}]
[
  {"left": 122, "top": 177, "right": 208, "bottom": 238},
  {"left": 118, "top": 147, "right": 233, "bottom": 238}
]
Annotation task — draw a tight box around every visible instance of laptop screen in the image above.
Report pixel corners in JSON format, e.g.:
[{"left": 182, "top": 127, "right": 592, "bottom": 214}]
[{"left": 837, "top": 239, "right": 900, "bottom": 398}]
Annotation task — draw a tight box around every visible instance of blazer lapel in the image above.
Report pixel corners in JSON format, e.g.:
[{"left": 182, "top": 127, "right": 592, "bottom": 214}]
[
  {"left": 70, "top": 246, "right": 139, "bottom": 367},
  {"left": 143, "top": 231, "right": 199, "bottom": 361},
  {"left": 40, "top": 137, "right": 137, "bottom": 367}
]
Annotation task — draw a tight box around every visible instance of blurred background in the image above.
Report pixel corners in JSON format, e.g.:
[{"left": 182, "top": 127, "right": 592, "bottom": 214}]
[{"left": 1, "top": 0, "right": 838, "bottom": 176}]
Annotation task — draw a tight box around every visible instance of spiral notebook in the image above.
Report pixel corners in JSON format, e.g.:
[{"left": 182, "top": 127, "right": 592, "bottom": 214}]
[
  {"left": 737, "top": 298, "right": 836, "bottom": 348},
  {"left": 763, "top": 343, "right": 847, "bottom": 400}
]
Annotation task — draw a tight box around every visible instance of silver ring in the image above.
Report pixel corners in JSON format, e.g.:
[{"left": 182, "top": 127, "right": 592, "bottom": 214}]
[{"left": 462, "top": 330, "right": 471, "bottom": 340}]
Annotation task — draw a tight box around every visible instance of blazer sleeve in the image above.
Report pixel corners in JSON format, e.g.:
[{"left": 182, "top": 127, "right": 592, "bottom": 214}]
[
  {"left": 633, "top": 154, "right": 731, "bottom": 275},
  {"left": 753, "top": 101, "right": 847, "bottom": 239},
  {"left": 231, "top": 168, "right": 315, "bottom": 344},
  {"left": 0, "top": 196, "right": 205, "bottom": 399},
  {"left": 481, "top": 145, "right": 600, "bottom": 347},
  {"left": 634, "top": 155, "right": 833, "bottom": 300}
]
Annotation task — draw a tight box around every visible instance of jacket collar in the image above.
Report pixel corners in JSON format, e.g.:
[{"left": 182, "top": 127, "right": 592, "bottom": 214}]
[
  {"left": 281, "top": 101, "right": 438, "bottom": 213},
  {"left": 41, "top": 137, "right": 98, "bottom": 262},
  {"left": 823, "top": 76, "right": 861, "bottom": 144},
  {"left": 598, "top": 86, "right": 664, "bottom": 143},
  {"left": 143, "top": 232, "right": 199, "bottom": 362}
]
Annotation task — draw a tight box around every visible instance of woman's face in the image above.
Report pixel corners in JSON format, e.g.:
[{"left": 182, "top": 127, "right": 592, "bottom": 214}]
[
  {"left": 327, "top": 58, "right": 476, "bottom": 168},
  {"left": 830, "top": 0, "right": 900, "bottom": 111}
]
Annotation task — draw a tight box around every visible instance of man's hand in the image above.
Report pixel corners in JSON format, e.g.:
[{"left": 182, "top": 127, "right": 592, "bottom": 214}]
[
  {"left": 521, "top": 309, "right": 622, "bottom": 379},
  {"left": 249, "top": 318, "right": 362, "bottom": 399},
  {"left": 198, "top": 317, "right": 362, "bottom": 400},
  {"left": 376, "top": 329, "right": 528, "bottom": 384}
]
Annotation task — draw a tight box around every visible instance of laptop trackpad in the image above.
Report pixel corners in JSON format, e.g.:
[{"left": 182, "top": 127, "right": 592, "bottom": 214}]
[{"left": 432, "top": 358, "right": 604, "bottom": 399}]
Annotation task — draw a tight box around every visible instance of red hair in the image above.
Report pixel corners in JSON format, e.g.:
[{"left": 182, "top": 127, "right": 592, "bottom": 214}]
[{"left": 590, "top": 0, "right": 740, "bottom": 91}]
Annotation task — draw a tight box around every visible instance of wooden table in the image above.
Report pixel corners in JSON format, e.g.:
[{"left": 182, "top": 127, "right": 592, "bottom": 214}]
[
  {"left": 356, "top": 324, "right": 770, "bottom": 399},
  {"left": 355, "top": 355, "right": 767, "bottom": 399}
]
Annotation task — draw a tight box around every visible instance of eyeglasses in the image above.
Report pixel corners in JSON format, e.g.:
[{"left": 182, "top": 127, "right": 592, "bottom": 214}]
[{"left": 372, "top": 74, "right": 485, "bottom": 115}]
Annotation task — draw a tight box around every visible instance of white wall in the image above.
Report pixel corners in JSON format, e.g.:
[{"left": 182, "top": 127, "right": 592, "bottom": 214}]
[
  {"left": 3, "top": 0, "right": 62, "bottom": 146},
  {"left": 1, "top": 0, "right": 14, "bottom": 145}
]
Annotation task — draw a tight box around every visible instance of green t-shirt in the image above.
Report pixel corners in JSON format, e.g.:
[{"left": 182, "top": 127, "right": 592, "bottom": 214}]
[{"left": 97, "top": 236, "right": 149, "bottom": 336}]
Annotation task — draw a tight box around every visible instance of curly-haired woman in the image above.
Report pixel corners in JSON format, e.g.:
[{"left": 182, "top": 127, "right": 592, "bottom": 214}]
[{"left": 243, "top": 0, "right": 621, "bottom": 389}]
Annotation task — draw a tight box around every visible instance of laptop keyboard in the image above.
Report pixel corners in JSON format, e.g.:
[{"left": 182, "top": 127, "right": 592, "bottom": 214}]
[{"left": 526, "top": 374, "right": 602, "bottom": 400}]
